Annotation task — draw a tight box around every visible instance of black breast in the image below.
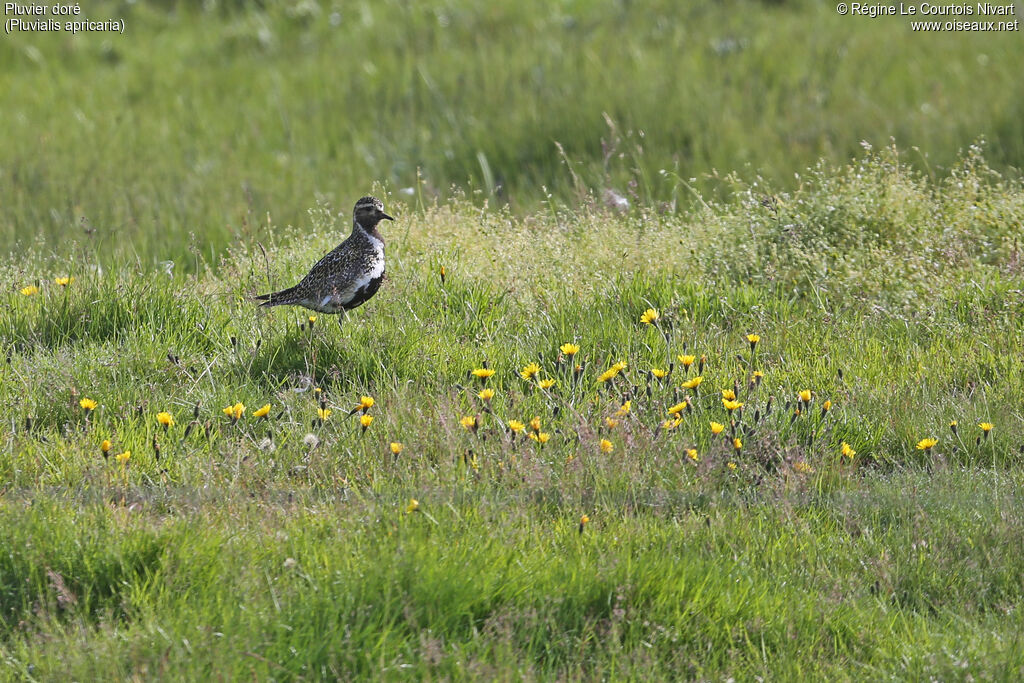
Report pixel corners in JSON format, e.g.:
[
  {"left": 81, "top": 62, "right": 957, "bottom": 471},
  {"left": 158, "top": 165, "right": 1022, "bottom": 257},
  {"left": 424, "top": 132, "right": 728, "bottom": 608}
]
[{"left": 344, "top": 272, "right": 385, "bottom": 310}]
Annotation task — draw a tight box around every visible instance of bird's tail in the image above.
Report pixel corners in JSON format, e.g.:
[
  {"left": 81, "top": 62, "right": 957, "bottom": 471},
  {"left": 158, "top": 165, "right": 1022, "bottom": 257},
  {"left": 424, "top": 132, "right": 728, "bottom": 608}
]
[{"left": 254, "top": 285, "right": 298, "bottom": 308}]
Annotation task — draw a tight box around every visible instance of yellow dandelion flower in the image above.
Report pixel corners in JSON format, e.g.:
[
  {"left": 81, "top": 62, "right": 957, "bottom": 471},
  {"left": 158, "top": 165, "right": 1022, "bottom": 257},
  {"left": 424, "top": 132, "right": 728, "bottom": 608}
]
[
  {"left": 710, "top": 421, "right": 725, "bottom": 435},
  {"left": 472, "top": 368, "right": 495, "bottom": 379},
  {"left": 661, "top": 417, "right": 682, "bottom": 430},
  {"left": 798, "top": 389, "right": 812, "bottom": 403},
  {"left": 560, "top": 343, "right": 580, "bottom": 356},
  {"left": 100, "top": 439, "right": 111, "bottom": 454},
  {"left": 597, "top": 368, "right": 618, "bottom": 383},
  {"left": 722, "top": 399, "right": 744, "bottom": 412},
  {"left": 841, "top": 442, "right": 856, "bottom": 458},
  {"left": 822, "top": 400, "right": 832, "bottom": 412},
  {"left": 916, "top": 438, "right": 938, "bottom": 451},
  {"left": 308, "top": 315, "right": 317, "bottom": 325},
  {"left": 687, "top": 448, "right": 699, "bottom": 462},
  {"left": 115, "top": 450, "right": 131, "bottom": 465},
  {"left": 55, "top": 276, "right": 74, "bottom": 287},
  {"left": 640, "top": 308, "right": 660, "bottom": 325},
  {"left": 360, "top": 414, "right": 374, "bottom": 429},
  {"left": 318, "top": 407, "right": 332, "bottom": 421},
  {"left": 253, "top": 403, "right": 271, "bottom": 419},
  {"left": 599, "top": 439, "right": 613, "bottom": 453},
  {"left": 390, "top": 442, "right": 404, "bottom": 455},
  {"left": 460, "top": 415, "right": 477, "bottom": 431},
  {"left": 726, "top": 461, "right": 737, "bottom": 471},
  {"left": 681, "top": 376, "right": 703, "bottom": 390},
  {"left": 222, "top": 402, "right": 245, "bottom": 421},
  {"left": 979, "top": 422, "right": 994, "bottom": 433},
  {"left": 616, "top": 401, "right": 631, "bottom": 416},
  {"left": 651, "top": 368, "right": 668, "bottom": 379},
  {"left": 721, "top": 389, "right": 736, "bottom": 401},
  {"left": 949, "top": 420, "right": 958, "bottom": 434},
  {"left": 733, "top": 437, "right": 742, "bottom": 451},
  {"left": 579, "top": 514, "right": 590, "bottom": 533},
  {"left": 538, "top": 378, "right": 557, "bottom": 389},
  {"left": 752, "top": 370, "right": 764, "bottom": 380},
  {"left": 520, "top": 362, "right": 541, "bottom": 380},
  {"left": 357, "top": 395, "right": 375, "bottom": 412},
  {"left": 406, "top": 498, "right": 419, "bottom": 514},
  {"left": 528, "top": 432, "right": 550, "bottom": 444},
  {"left": 477, "top": 388, "right": 495, "bottom": 401},
  {"left": 677, "top": 354, "right": 696, "bottom": 367},
  {"left": 793, "top": 461, "right": 815, "bottom": 474},
  {"left": 156, "top": 411, "right": 174, "bottom": 428},
  {"left": 20, "top": 285, "right": 39, "bottom": 296},
  {"left": 746, "top": 333, "right": 760, "bottom": 348},
  {"left": 605, "top": 417, "right": 619, "bottom": 429},
  {"left": 612, "top": 360, "right": 628, "bottom": 372},
  {"left": 529, "top": 416, "right": 541, "bottom": 433},
  {"left": 79, "top": 398, "right": 98, "bottom": 412},
  {"left": 508, "top": 420, "right": 525, "bottom": 433},
  {"left": 667, "top": 400, "right": 688, "bottom": 416}
]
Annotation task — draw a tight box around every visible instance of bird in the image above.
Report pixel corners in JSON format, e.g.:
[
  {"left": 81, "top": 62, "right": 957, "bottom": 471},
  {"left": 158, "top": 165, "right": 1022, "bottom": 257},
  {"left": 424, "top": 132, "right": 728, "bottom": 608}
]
[{"left": 255, "top": 196, "right": 393, "bottom": 317}]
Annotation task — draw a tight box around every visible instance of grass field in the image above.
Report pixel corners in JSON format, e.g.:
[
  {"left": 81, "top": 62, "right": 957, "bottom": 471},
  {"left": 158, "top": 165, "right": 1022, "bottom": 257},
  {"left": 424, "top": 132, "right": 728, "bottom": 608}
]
[
  {"left": 3, "top": 0, "right": 1024, "bottom": 679},
  {"left": 1, "top": 0, "right": 1022, "bottom": 264},
  {"left": 2, "top": 142, "right": 1024, "bottom": 678}
]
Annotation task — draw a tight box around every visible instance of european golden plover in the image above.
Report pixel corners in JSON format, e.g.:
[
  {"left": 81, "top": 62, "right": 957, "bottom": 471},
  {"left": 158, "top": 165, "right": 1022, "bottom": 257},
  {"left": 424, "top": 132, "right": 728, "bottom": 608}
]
[{"left": 255, "top": 196, "right": 393, "bottom": 316}]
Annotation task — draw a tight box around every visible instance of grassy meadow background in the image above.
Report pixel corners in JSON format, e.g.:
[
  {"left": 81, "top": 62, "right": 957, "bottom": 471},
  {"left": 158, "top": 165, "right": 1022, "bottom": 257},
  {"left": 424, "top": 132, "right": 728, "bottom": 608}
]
[{"left": 2, "top": 0, "right": 1024, "bottom": 679}]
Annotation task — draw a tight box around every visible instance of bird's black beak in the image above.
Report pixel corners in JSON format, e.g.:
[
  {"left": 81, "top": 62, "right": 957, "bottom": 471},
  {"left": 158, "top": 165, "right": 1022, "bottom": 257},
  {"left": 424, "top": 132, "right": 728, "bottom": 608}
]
[{"left": 380, "top": 212, "right": 394, "bottom": 221}]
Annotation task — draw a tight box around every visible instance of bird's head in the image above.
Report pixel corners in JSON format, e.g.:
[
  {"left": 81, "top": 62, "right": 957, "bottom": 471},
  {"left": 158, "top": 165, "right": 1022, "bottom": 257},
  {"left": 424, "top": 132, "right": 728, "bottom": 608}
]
[{"left": 353, "top": 196, "right": 393, "bottom": 230}]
